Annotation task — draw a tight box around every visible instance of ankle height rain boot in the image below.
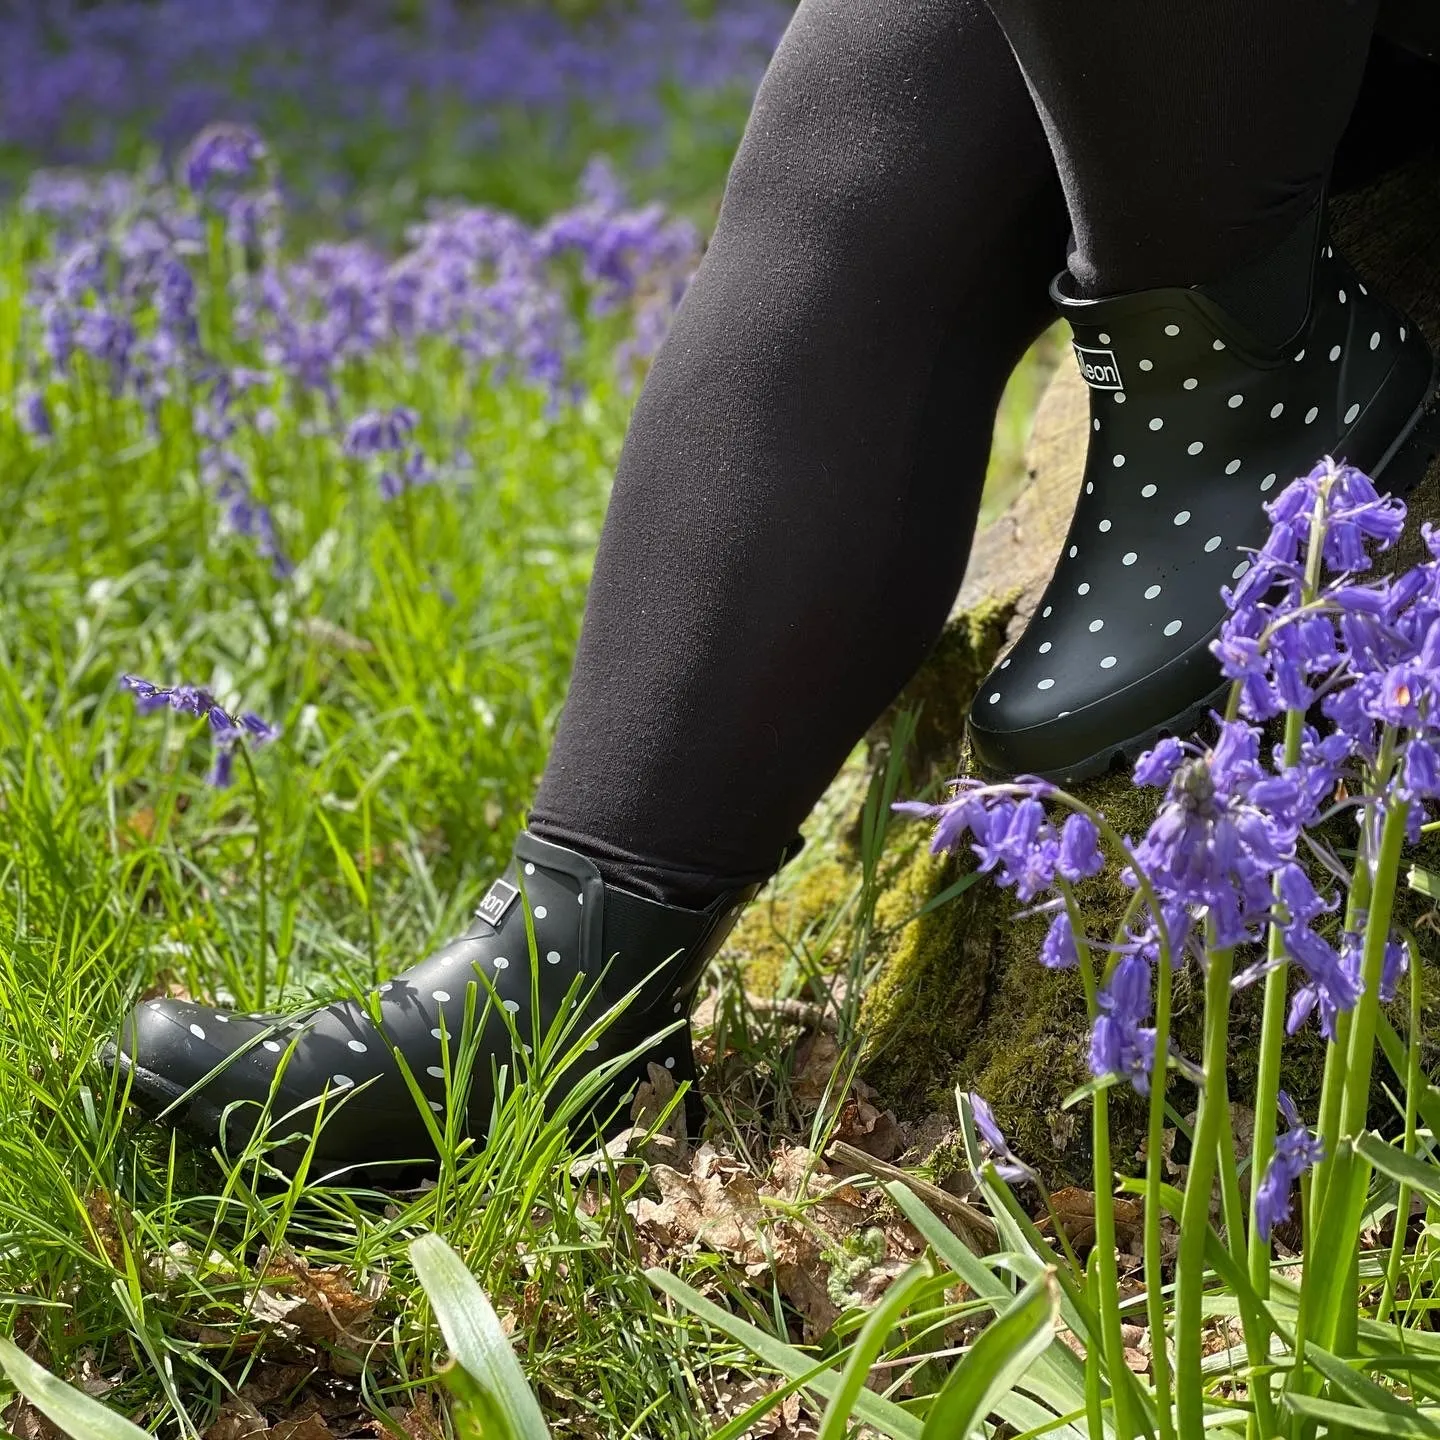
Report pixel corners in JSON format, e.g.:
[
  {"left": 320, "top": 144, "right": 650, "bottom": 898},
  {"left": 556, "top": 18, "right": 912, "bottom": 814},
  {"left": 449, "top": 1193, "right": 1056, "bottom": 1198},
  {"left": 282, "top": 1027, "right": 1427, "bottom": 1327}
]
[
  {"left": 106, "top": 831, "right": 767, "bottom": 1178},
  {"left": 969, "top": 199, "right": 1437, "bottom": 782}
]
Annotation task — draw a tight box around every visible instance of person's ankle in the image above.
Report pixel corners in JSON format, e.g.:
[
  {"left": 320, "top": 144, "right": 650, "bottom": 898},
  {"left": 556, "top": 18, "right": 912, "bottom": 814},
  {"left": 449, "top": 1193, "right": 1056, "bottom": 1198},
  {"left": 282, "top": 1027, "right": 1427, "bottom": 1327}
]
[{"left": 524, "top": 817, "right": 795, "bottom": 911}]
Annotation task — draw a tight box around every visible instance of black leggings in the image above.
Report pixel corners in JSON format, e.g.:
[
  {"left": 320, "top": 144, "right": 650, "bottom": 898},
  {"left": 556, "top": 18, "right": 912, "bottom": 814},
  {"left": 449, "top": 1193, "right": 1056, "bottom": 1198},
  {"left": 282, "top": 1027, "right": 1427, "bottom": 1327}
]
[{"left": 531, "top": 0, "right": 1399, "bottom": 908}]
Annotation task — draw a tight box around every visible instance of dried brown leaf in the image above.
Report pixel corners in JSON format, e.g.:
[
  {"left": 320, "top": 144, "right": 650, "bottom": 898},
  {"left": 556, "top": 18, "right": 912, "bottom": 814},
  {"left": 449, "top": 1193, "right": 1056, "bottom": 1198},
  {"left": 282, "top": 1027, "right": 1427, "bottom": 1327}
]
[
  {"left": 253, "top": 1248, "right": 386, "bottom": 1346},
  {"left": 82, "top": 1190, "right": 133, "bottom": 1268},
  {"left": 205, "top": 1398, "right": 270, "bottom": 1440},
  {"left": 270, "top": 1414, "right": 335, "bottom": 1440},
  {"left": 390, "top": 1392, "right": 445, "bottom": 1440},
  {"left": 790, "top": 1031, "right": 840, "bottom": 1108},
  {"left": 2, "top": 1397, "right": 67, "bottom": 1440},
  {"left": 833, "top": 1096, "right": 903, "bottom": 1163}
]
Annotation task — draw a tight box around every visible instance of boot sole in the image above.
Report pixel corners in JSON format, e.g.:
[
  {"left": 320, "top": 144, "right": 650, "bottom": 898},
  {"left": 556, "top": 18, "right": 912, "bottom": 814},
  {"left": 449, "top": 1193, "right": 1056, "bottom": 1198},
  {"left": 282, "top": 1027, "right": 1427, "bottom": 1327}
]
[{"left": 1025, "top": 353, "right": 1440, "bottom": 785}]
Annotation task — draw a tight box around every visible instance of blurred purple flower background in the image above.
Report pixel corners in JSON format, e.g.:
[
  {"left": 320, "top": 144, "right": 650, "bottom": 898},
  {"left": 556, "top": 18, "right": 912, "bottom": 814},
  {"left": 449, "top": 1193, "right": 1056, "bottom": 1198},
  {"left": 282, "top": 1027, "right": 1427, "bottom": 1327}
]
[{"left": 0, "top": 0, "right": 789, "bottom": 184}]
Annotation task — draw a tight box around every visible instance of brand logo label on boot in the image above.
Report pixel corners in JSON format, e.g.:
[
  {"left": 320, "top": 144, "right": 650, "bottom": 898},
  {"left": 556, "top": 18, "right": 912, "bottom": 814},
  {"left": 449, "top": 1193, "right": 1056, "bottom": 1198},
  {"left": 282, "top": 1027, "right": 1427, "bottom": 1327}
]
[
  {"left": 1072, "top": 344, "right": 1124, "bottom": 391},
  {"left": 475, "top": 878, "right": 520, "bottom": 928}
]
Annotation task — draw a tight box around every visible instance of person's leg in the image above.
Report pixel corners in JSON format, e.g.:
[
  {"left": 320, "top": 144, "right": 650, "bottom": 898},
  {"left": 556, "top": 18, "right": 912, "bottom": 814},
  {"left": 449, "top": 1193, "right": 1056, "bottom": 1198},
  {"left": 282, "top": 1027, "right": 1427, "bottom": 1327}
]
[
  {"left": 982, "top": 0, "right": 1380, "bottom": 303},
  {"left": 113, "top": 0, "right": 1074, "bottom": 1173},
  {"left": 531, "top": 0, "right": 1070, "bottom": 908},
  {"left": 968, "top": 0, "right": 1437, "bottom": 780}
]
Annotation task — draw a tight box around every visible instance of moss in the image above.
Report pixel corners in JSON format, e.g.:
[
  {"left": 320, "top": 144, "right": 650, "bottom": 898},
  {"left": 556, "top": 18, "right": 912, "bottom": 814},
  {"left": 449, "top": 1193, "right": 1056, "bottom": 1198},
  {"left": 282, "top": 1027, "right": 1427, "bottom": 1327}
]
[
  {"left": 729, "top": 579, "right": 1440, "bottom": 1184},
  {"left": 727, "top": 858, "right": 856, "bottom": 993},
  {"left": 855, "top": 728, "right": 1440, "bottom": 1186},
  {"left": 865, "top": 594, "right": 1020, "bottom": 790}
]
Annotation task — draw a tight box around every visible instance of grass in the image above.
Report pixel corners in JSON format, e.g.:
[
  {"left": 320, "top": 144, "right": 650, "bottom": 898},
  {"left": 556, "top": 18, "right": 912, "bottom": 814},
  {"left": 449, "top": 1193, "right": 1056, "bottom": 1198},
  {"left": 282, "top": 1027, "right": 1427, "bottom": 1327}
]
[{"left": 0, "top": 75, "right": 1063, "bottom": 1432}]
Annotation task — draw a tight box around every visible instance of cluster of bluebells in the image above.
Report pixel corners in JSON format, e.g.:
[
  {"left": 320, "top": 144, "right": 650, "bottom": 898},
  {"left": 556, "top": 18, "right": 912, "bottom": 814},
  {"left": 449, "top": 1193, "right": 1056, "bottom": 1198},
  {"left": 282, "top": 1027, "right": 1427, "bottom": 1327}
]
[
  {"left": 120, "top": 675, "right": 279, "bottom": 789},
  {"left": 0, "top": 1, "right": 786, "bottom": 177},
  {"left": 344, "top": 407, "right": 431, "bottom": 501},
  {"left": 1255, "top": 1092, "right": 1325, "bottom": 1239},
  {"left": 902, "top": 458, "right": 1429, "bottom": 1215},
  {"left": 16, "top": 125, "right": 705, "bottom": 561}
]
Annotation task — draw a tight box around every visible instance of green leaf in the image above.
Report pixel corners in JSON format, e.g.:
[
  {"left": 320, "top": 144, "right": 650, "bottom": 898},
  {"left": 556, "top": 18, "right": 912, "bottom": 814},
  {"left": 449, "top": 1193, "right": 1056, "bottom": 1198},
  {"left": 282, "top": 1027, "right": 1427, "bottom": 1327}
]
[
  {"left": 817, "top": 1264, "right": 933, "bottom": 1440},
  {"left": 1284, "top": 1393, "right": 1440, "bottom": 1438},
  {"left": 1059, "top": 1074, "right": 1119, "bottom": 1111},
  {"left": 644, "top": 1267, "right": 925, "bottom": 1440},
  {"left": 1355, "top": 1131, "right": 1440, "bottom": 1207},
  {"left": 1407, "top": 865, "right": 1440, "bottom": 900},
  {"left": 314, "top": 808, "right": 370, "bottom": 909},
  {"left": 1378, "top": 1014, "right": 1440, "bottom": 1141},
  {"left": 921, "top": 1269, "right": 1060, "bottom": 1440},
  {"left": 883, "top": 1180, "right": 1090, "bottom": 1427},
  {"left": 409, "top": 1233, "right": 552, "bottom": 1440},
  {"left": 1303, "top": 1344, "right": 1440, "bottom": 1433},
  {"left": 0, "top": 1336, "right": 154, "bottom": 1440}
]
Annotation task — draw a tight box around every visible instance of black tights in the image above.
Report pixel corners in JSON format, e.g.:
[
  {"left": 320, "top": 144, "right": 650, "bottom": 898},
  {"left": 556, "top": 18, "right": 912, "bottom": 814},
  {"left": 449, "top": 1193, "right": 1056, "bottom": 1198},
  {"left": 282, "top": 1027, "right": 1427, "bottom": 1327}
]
[{"left": 531, "top": 0, "right": 1398, "bottom": 907}]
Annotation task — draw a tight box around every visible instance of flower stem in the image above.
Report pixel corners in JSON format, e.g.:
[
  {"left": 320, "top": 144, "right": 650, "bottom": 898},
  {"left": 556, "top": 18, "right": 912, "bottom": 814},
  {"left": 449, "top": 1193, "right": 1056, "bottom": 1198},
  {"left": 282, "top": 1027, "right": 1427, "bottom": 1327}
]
[
  {"left": 1336, "top": 793, "right": 1408, "bottom": 1143},
  {"left": 1307, "top": 790, "right": 1410, "bottom": 1356},
  {"left": 237, "top": 742, "right": 269, "bottom": 1012},
  {"left": 1079, "top": 949, "right": 1139, "bottom": 1440},
  {"left": 1247, "top": 706, "right": 1305, "bottom": 1282},
  {"left": 1144, "top": 941, "right": 1176, "bottom": 1440},
  {"left": 1176, "top": 942, "right": 1234, "bottom": 1440},
  {"left": 1378, "top": 935, "right": 1422, "bottom": 1325},
  {"left": 1249, "top": 487, "right": 1328, "bottom": 1306},
  {"left": 1310, "top": 721, "right": 1388, "bottom": 1218}
]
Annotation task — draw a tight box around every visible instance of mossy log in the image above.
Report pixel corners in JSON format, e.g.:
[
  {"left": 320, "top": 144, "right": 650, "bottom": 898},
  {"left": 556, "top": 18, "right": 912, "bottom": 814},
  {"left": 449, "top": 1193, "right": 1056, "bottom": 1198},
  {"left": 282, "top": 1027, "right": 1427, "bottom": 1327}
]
[{"left": 742, "top": 151, "right": 1440, "bottom": 1183}]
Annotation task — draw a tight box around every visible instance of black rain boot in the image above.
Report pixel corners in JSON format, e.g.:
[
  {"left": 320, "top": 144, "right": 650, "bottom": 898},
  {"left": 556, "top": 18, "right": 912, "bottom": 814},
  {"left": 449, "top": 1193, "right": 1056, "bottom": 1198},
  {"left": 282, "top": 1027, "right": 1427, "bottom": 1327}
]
[
  {"left": 970, "top": 196, "right": 1437, "bottom": 782},
  {"left": 104, "top": 830, "right": 771, "bottom": 1179}
]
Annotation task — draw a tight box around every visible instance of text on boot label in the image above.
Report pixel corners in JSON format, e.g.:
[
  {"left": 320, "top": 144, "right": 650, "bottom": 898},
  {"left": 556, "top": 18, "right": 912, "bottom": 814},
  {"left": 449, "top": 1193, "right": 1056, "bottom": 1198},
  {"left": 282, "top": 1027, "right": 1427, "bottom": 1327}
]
[
  {"left": 476, "top": 877, "right": 520, "bottom": 927},
  {"left": 1072, "top": 343, "right": 1124, "bottom": 391}
]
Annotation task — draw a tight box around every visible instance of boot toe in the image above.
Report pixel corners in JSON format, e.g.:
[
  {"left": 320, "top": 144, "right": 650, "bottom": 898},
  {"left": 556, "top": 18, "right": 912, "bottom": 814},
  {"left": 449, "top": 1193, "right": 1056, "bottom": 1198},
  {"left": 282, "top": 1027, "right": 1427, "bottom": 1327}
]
[{"left": 969, "top": 621, "right": 1226, "bottom": 780}]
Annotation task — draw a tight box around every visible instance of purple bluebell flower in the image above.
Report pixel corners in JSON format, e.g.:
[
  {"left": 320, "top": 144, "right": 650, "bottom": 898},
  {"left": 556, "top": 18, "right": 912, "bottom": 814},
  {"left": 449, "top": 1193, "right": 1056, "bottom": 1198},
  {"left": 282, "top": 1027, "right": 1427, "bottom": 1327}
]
[
  {"left": 344, "top": 406, "right": 420, "bottom": 458},
  {"left": 1057, "top": 813, "right": 1103, "bottom": 882},
  {"left": 17, "top": 387, "right": 52, "bottom": 439},
  {"left": 378, "top": 447, "right": 433, "bottom": 501},
  {"left": 1133, "top": 736, "right": 1187, "bottom": 789},
  {"left": 1283, "top": 924, "right": 1361, "bottom": 1040},
  {"left": 1402, "top": 739, "right": 1440, "bottom": 802},
  {"left": 1256, "top": 1092, "right": 1324, "bottom": 1238},
  {"left": 121, "top": 675, "right": 279, "bottom": 789},
  {"left": 183, "top": 122, "right": 267, "bottom": 193},
  {"left": 1380, "top": 934, "right": 1409, "bottom": 1004},
  {"left": 1131, "top": 722, "right": 1299, "bottom": 949},
  {"left": 1039, "top": 909, "right": 1079, "bottom": 969},
  {"left": 968, "top": 1093, "right": 1035, "bottom": 1184},
  {"left": 1089, "top": 955, "right": 1157, "bottom": 1094}
]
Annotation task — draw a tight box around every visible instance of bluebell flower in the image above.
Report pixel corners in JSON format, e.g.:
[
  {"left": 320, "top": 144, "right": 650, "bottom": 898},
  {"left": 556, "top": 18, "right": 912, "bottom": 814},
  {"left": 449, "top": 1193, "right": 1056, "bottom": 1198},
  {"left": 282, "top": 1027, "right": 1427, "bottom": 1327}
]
[
  {"left": 1256, "top": 1092, "right": 1324, "bottom": 1238},
  {"left": 1040, "top": 909, "right": 1079, "bottom": 969},
  {"left": 1089, "top": 955, "right": 1157, "bottom": 1094},
  {"left": 1132, "top": 723, "right": 1298, "bottom": 949},
  {"left": 1132, "top": 735, "right": 1187, "bottom": 788},
  {"left": 968, "top": 1093, "right": 1035, "bottom": 1184},
  {"left": 183, "top": 122, "right": 267, "bottom": 193},
  {"left": 121, "top": 675, "right": 278, "bottom": 788},
  {"left": 344, "top": 406, "right": 420, "bottom": 458},
  {"left": 1402, "top": 739, "right": 1440, "bottom": 801},
  {"left": 378, "top": 447, "right": 433, "bottom": 501},
  {"left": 1057, "top": 813, "right": 1103, "bottom": 882},
  {"left": 17, "top": 387, "right": 52, "bottom": 439}
]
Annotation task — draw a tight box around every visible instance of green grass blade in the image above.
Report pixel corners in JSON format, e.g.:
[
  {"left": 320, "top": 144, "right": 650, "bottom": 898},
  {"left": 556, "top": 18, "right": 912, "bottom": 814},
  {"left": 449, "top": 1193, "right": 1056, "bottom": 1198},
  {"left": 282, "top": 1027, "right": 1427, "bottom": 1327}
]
[
  {"left": 0, "top": 1336, "right": 154, "bottom": 1440},
  {"left": 1303, "top": 1344, "right": 1440, "bottom": 1432},
  {"left": 1283, "top": 1393, "right": 1440, "bottom": 1437},
  {"left": 921, "top": 1268, "right": 1060, "bottom": 1440},
  {"left": 884, "top": 1180, "right": 1089, "bottom": 1427},
  {"left": 409, "top": 1233, "right": 553, "bottom": 1440},
  {"left": 644, "top": 1267, "right": 925, "bottom": 1440},
  {"left": 1355, "top": 1130, "right": 1440, "bottom": 1205},
  {"left": 817, "top": 1263, "right": 932, "bottom": 1440}
]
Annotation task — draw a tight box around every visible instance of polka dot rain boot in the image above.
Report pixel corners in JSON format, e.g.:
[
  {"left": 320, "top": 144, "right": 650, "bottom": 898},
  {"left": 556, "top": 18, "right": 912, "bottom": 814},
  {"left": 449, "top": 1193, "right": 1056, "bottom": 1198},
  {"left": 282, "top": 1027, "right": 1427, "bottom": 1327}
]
[
  {"left": 105, "top": 830, "right": 763, "bottom": 1179},
  {"left": 970, "top": 204, "right": 1437, "bottom": 782}
]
